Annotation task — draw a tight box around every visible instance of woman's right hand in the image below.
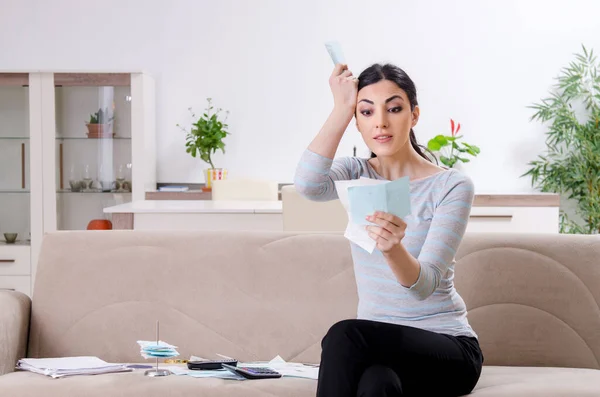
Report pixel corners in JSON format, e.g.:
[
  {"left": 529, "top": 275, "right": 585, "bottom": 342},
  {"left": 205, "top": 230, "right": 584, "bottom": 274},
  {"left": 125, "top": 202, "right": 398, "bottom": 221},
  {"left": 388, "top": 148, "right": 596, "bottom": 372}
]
[
  {"left": 307, "top": 64, "right": 357, "bottom": 157},
  {"left": 329, "top": 64, "right": 358, "bottom": 114}
]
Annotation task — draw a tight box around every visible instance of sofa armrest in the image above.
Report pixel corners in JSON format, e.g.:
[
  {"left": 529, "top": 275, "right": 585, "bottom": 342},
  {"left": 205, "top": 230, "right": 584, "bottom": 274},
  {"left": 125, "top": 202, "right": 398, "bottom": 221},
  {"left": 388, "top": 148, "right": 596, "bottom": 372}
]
[{"left": 0, "top": 291, "right": 31, "bottom": 376}]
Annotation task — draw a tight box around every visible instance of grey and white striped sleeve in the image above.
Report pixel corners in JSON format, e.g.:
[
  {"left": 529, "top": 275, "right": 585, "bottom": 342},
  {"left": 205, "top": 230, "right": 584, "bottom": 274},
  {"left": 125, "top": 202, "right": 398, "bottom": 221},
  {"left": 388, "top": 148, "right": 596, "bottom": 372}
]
[
  {"left": 293, "top": 149, "right": 356, "bottom": 202},
  {"left": 405, "top": 172, "right": 475, "bottom": 300}
]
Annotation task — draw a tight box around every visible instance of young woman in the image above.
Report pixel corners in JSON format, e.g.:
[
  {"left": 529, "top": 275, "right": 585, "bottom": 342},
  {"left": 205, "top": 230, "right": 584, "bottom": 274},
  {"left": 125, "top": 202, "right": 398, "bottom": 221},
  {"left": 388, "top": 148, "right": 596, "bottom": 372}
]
[{"left": 294, "top": 63, "right": 483, "bottom": 397}]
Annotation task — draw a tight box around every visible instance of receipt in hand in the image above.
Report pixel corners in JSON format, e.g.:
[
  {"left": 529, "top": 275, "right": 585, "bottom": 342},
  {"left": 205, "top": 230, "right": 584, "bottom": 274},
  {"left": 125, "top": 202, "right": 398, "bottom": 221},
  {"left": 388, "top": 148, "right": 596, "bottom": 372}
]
[
  {"left": 335, "top": 177, "right": 411, "bottom": 254},
  {"left": 335, "top": 178, "right": 385, "bottom": 253},
  {"left": 324, "top": 41, "right": 346, "bottom": 65},
  {"left": 348, "top": 176, "right": 411, "bottom": 225}
]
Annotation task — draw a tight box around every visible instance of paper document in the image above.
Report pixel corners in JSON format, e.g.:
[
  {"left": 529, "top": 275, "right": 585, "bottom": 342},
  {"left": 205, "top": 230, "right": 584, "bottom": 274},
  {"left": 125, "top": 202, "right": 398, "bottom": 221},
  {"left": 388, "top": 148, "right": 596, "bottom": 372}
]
[
  {"left": 168, "top": 355, "right": 319, "bottom": 381},
  {"left": 16, "top": 356, "right": 131, "bottom": 378},
  {"left": 335, "top": 177, "right": 411, "bottom": 254},
  {"left": 258, "top": 355, "right": 319, "bottom": 380},
  {"left": 335, "top": 178, "right": 385, "bottom": 210},
  {"left": 348, "top": 176, "right": 411, "bottom": 225}
]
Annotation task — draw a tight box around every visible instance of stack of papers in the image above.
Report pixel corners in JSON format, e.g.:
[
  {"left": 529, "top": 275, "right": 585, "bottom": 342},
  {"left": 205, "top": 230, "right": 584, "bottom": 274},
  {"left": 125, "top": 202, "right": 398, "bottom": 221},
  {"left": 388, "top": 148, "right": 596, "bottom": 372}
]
[
  {"left": 16, "top": 356, "right": 131, "bottom": 379},
  {"left": 137, "top": 340, "right": 179, "bottom": 359},
  {"left": 335, "top": 177, "right": 411, "bottom": 254}
]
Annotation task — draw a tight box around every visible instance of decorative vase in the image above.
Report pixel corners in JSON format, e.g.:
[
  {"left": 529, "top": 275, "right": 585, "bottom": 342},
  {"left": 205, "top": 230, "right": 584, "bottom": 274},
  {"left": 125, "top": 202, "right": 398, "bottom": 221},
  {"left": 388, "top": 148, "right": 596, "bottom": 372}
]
[
  {"left": 3, "top": 233, "right": 18, "bottom": 244},
  {"left": 86, "top": 123, "right": 114, "bottom": 138},
  {"left": 203, "top": 168, "right": 227, "bottom": 191},
  {"left": 87, "top": 219, "right": 113, "bottom": 230}
]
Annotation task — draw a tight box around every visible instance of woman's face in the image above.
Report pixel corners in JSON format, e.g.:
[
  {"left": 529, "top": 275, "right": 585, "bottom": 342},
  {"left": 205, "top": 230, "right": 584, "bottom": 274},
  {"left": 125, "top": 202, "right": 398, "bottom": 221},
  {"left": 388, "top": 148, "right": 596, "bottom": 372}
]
[{"left": 356, "top": 79, "right": 419, "bottom": 158}]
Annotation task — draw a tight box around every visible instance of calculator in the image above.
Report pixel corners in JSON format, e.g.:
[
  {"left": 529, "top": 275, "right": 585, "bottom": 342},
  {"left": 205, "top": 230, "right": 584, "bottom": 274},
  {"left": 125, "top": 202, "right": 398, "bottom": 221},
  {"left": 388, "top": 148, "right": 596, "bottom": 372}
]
[{"left": 221, "top": 363, "right": 282, "bottom": 379}]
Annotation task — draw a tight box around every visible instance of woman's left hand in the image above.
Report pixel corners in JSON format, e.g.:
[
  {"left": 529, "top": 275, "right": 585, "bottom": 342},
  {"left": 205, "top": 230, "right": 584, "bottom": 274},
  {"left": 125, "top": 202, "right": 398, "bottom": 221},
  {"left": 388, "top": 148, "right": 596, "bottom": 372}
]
[{"left": 365, "top": 212, "right": 407, "bottom": 253}]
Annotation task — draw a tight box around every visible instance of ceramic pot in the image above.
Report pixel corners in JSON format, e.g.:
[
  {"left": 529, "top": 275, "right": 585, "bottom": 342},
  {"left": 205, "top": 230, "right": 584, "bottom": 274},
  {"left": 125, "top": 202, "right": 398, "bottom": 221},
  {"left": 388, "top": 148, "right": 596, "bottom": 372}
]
[
  {"left": 204, "top": 168, "right": 228, "bottom": 190},
  {"left": 86, "top": 123, "right": 114, "bottom": 138},
  {"left": 87, "top": 219, "right": 113, "bottom": 230}
]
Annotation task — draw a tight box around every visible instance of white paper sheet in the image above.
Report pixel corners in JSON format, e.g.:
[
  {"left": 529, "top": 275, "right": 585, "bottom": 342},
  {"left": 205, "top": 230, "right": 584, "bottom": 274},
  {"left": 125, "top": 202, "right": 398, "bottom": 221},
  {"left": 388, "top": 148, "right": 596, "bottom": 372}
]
[
  {"left": 335, "top": 178, "right": 388, "bottom": 253},
  {"left": 16, "top": 357, "right": 131, "bottom": 378},
  {"left": 258, "top": 355, "right": 319, "bottom": 380}
]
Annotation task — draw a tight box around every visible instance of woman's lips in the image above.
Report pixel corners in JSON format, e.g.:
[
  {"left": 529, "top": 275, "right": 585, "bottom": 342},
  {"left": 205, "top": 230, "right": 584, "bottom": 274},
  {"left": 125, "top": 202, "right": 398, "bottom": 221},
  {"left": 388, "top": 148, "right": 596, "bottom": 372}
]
[{"left": 374, "top": 135, "right": 392, "bottom": 143}]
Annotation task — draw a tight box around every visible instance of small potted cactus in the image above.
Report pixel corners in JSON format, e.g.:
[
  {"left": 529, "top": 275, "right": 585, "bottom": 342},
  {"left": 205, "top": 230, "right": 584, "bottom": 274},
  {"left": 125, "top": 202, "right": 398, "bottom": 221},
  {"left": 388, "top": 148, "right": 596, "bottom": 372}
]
[{"left": 86, "top": 107, "right": 115, "bottom": 138}]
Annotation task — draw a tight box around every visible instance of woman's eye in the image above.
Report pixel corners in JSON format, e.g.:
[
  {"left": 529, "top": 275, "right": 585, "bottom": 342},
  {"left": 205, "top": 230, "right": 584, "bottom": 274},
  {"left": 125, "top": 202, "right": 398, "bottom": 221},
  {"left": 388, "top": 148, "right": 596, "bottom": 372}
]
[
  {"left": 389, "top": 107, "right": 402, "bottom": 113},
  {"left": 360, "top": 110, "right": 372, "bottom": 116}
]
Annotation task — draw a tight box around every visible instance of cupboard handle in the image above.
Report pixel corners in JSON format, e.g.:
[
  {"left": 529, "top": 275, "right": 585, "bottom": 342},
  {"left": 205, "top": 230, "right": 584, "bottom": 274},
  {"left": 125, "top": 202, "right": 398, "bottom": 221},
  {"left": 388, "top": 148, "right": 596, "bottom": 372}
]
[
  {"left": 21, "top": 143, "right": 25, "bottom": 189},
  {"left": 469, "top": 215, "right": 513, "bottom": 220},
  {"left": 59, "top": 143, "right": 64, "bottom": 190},
  {"left": 0, "top": 288, "right": 16, "bottom": 291},
  {"left": 0, "top": 259, "right": 16, "bottom": 263}
]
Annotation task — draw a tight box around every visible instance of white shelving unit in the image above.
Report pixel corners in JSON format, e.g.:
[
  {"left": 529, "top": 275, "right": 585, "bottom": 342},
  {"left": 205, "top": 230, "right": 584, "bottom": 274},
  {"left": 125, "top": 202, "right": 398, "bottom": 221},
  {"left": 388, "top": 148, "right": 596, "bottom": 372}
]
[{"left": 0, "top": 71, "right": 155, "bottom": 296}]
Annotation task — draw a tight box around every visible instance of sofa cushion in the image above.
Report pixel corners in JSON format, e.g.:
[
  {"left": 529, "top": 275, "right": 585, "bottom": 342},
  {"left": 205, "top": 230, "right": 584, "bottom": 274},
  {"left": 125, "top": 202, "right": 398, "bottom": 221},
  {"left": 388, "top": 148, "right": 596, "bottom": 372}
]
[
  {"left": 1, "top": 366, "right": 600, "bottom": 396},
  {"left": 474, "top": 366, "right": 600, "bottom": 396},
  {"left": 456, "top": 233, "right": 600, "bottom": 368}
]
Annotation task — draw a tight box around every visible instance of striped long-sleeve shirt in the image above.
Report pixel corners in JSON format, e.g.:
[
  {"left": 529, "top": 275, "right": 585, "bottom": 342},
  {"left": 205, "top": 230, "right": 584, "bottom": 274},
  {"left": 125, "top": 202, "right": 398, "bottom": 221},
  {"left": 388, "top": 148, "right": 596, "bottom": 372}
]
[{"left": 294, "top": 149, "right": 477, "bottom": 338}]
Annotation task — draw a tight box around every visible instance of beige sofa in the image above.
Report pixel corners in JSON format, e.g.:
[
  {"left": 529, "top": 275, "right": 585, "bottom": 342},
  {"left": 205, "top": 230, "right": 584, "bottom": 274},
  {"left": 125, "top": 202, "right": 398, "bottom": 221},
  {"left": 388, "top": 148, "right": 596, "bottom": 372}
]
[{"left": 1, "top": 231, "right": 599, "bottom": 396}]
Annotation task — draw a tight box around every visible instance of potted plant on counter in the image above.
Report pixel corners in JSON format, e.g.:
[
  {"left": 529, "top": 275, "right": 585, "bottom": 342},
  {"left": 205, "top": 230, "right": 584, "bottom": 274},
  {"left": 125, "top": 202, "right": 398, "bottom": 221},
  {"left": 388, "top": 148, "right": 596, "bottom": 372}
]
[
  {"left": 177, "top": 98, "right": 230, "bottom": 191},
  {"left": 86, "top": 107, "right": 115, "bottom": 138}
]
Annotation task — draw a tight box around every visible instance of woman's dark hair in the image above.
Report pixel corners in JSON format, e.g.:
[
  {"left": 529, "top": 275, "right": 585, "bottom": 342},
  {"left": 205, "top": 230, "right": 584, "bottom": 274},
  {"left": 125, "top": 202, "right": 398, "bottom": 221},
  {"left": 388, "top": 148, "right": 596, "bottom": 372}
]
[{"left": 357, "top": 63, "right": 434, "bottom": 163}]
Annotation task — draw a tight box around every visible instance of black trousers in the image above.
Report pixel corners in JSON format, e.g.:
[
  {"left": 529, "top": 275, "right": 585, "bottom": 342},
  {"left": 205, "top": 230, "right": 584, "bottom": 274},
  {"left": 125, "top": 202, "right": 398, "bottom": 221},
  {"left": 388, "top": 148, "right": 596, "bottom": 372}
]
[{"left": 316, "top": 319, "right": 484, "bottom": 397}]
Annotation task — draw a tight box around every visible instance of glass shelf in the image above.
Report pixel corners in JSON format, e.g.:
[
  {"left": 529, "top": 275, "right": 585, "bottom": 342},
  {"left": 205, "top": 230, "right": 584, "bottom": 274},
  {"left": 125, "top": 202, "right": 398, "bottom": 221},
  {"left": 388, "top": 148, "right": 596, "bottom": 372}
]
[
  {"left": 0, "top": 240, "right": 30, "bottom": 247},
  {"left": 56, "top": 136, "right": 131, "bottom": 140},
  {"left": 0, "top": 189, "right": 30, "bottom": 194},
  {"left": 1, "top": 136, "right": 132, "bottom": 140},
  {"left": 57, "top": 190, "right": 132, "bottom": 194}
]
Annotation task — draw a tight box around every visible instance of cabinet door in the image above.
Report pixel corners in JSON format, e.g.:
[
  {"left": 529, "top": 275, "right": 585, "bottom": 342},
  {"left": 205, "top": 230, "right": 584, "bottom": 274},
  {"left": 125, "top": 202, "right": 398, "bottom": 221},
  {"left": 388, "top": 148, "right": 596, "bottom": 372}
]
[
  {"left": 0, "top": 73, "right": 31, "bottom": 247},
  {"left": 46, "top": 73, "right": 135, "bottom": 231},
  {"left": 467, "top": 207, "right": 560, "bottom": 233}
]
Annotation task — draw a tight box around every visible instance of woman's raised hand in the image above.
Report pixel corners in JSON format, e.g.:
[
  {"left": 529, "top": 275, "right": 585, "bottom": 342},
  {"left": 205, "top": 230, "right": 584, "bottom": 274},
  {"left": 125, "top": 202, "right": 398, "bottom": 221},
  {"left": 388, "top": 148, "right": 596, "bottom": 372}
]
[{"left": 329, "top": 64, "right": 358, "bottom": 114}]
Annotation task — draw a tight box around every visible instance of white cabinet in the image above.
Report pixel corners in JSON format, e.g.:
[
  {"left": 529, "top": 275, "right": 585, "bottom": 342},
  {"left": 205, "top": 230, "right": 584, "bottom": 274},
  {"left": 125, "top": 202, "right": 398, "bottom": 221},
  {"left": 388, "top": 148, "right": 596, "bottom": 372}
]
[
  {"left": 467, "top": 207, "right": 560, "bottom": 233},
  {"left": 0, "top": 245, "right": 31, "bottom": 276},
  {"left": 0, "top": 72, "right": 155, "bottom": 296},
  {"left": 0, "top": 245, "right": 31, "bottom": 296},
  {"left": 0, "top": 73, "right": 35, "bottom": 296}
]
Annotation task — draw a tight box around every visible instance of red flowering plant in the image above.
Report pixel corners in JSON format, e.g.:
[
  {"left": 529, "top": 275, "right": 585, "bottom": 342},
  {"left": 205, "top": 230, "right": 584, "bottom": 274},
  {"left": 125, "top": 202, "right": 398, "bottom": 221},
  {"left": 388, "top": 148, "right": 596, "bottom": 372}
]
[{"left": 427, "top": 119, "right": 480, "bottom": 168}]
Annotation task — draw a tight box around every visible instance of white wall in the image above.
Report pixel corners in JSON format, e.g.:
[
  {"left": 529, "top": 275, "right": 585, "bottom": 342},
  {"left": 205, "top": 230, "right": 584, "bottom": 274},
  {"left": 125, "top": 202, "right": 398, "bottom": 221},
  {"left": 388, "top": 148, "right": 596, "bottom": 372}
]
[{"left": 1, "top": 0, "right": 599, "bottom": 192}]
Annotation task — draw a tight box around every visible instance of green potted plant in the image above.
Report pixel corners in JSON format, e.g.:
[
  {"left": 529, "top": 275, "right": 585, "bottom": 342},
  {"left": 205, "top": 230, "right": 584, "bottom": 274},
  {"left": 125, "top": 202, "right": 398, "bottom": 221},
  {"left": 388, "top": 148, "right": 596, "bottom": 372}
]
[
  {"left": 86, "top": 107, "right": 114, "bottom": 138},
  {"left": 427, "top": 119, "right": 480, "bottom": 168},
  {"left": 177, "top": 98, "right": 230, "bottom": 191},
  {"left": 522, "top": 44, "right": 600, "bottom": 234}
]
